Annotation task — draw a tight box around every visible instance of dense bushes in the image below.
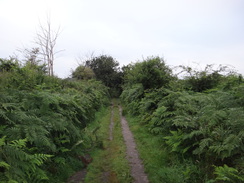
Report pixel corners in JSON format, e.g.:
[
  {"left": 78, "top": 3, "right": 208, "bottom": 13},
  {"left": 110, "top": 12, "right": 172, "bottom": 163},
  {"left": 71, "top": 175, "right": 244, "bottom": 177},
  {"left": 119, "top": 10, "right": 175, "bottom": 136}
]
[
  {"left": 81, "top": 54, "right": 123, "bottom": 97},
  {"left": 122, "top": 56, "right": 173, "bottom": 90},
  {"left": 1, "top": 54, "right": 243, "bottom": 182},
  {"left": 121, "top": 57, "right": 244, "bottom": 182},
  {"left": 0, "top": 58, "right": 109, "bottom": 182}
]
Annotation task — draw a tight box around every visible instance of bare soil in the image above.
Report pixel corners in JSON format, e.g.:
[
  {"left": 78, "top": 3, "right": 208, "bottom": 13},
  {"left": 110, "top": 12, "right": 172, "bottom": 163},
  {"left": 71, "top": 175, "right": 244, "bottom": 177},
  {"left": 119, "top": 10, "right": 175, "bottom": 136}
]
[
  {"left": 66, "top": 169, "right": 87, "bottom": 183},
  {"left": 119, "top": 106, "right": 149, "bottom": 183}
]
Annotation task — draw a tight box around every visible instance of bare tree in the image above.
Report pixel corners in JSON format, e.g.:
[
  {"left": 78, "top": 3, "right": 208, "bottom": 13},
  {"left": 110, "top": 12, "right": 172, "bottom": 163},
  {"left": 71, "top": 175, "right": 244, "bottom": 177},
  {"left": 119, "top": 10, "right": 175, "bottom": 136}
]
[
  {"left": 75, "top": 51, "right": 96, "bottom": 66},
  {"left": 35, "top": 15, "right": 62, "bottom": 76}
]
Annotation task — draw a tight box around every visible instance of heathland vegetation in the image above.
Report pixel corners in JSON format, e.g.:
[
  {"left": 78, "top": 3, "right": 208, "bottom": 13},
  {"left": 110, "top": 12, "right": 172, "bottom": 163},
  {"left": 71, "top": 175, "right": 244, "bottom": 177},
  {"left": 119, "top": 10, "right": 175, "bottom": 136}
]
[
  {"left": 0, "top": 54, "right": 243, "bottom": 182},
  {"left": 121, "top": 56, "right": 244, "bottom": 183},
  {"left": 0, "top": 57, "right": 109, "bottom": 182}
]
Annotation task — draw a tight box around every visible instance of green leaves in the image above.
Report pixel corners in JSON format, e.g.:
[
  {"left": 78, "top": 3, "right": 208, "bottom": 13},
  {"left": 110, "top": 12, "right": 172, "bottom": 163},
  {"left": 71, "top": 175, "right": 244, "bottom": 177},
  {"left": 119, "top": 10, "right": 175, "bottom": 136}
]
[
  {"left": 0, "top": 137, "right": 51, "bottom": 182},
  {"left": 72, "top": 65, "right": 95, "bottom": 80},
  {"left": 165, "top": 92, "right": 244, "bottom": 163},
  {"left": 164, "top": 130, "right": 190, "bottom": 154},
  {"left": 0, "top": 161, "right": 10, "bottom": 170},
  {"left": 214, "top": 164, "right": 244, "bottom": 182},
  {"left": 84, "top": 54, "right": 122, "bottom": 97},
  {"left": 121, "top": 68, "right": 244, "bottom": 182},
  {"left": 122, "top": 56, "right": 173, "bottom": 90},
  {"left": 9, "top": 139, "right": 27, "bottom": 148},
  {"left": 0, "top": 76, "right": 109, "bottom": 182}
]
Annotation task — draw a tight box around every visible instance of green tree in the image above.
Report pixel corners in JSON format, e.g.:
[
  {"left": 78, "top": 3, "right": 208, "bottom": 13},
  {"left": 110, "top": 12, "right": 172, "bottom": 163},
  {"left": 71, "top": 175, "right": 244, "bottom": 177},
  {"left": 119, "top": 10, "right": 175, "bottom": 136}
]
[
  {"left": 0, "top": 57, "right": 48, "bottom": 90},
  {"left": 123, "top": 56, "right": 173, "bottom": 90},
  {"left": 72, "top": 65, "right": 95, "bottom": 80},
  {"left": 0, "top": 58, "right": 20, "bottom": 72},
  {"left": 86, "top": 55, "right": 122, "bottom": 96},
  {"left": 178, "top": 64, "right": 237, "bottom": 92}
]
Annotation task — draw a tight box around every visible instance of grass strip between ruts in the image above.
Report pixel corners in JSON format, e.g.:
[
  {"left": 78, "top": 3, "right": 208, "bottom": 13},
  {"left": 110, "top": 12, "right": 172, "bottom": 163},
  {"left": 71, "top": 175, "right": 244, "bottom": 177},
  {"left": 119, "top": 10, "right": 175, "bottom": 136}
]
[{"left": 85, "top": 100, "right": 132, "bottom": 183}]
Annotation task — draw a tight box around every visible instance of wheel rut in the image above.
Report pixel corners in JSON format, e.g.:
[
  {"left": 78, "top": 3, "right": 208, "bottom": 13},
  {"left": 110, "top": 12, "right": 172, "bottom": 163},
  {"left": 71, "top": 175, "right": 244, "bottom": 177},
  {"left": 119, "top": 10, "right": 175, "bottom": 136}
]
[
  {"left": 67, "top": 102, "right": 149, "bottom": 183},
  {"left": 119, "top": 106, "right": 149, "bottom": 183}
]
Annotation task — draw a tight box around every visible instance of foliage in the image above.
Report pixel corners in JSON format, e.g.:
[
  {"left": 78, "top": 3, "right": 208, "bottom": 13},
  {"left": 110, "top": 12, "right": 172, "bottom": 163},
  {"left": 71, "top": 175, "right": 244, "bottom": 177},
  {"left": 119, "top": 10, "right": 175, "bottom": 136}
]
[
  {"left": 122, "top": 56, "right": 173, "bottom": 90},
  {"left": 0, "top": 58, "right": 20, "bottom": 72},
  {"left": 125, "top": 115, "right": 204, "bottom": 183},
  {"left": 121, "top": 58, "right": 244, "bottom": 182},
  {"left": 213, "top": 164, "right": 244, "bottom": 183},
  {"left": 21, "top": 47, "right": 47, "bottom": 74},
  {"left": 120, "top": 84, "right": 144, "bottom": 115},
  {"left": 86, "top": 55, "right": 122, "bottom": 96},
  {"left": 148, "top": 90, "right": 243, "bottom": 181},
  {"left": 178, "top": 64, "right": 237, "bottom": 92},
  {"left": 0, "top": 58, "right": 109, "bottom": 182},
  {"left": 85, "top": 55, "right": 123, "bottom": 97},
  {"left": 71, "top": 65, "right": 95, "bottom": 80},
  {"left": 0, "top": 136, "right": 51, "bottom": 183},
  {"left": 159, "top": 91, "right": 244, "bottom": 161}
]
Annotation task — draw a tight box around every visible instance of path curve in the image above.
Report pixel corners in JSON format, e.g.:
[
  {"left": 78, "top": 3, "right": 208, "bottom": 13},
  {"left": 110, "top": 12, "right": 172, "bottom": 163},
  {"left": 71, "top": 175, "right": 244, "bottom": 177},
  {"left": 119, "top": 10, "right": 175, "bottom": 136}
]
[{"left": 119, "top": 106, "right": 149, "bottom": 183}]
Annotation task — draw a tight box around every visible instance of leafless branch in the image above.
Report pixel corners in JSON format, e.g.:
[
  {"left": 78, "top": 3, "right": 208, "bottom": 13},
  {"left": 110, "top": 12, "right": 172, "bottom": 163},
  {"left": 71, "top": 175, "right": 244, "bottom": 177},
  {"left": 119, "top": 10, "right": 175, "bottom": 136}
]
[{"left": 35, "top": 15, "right": 63, "bottom": 76}]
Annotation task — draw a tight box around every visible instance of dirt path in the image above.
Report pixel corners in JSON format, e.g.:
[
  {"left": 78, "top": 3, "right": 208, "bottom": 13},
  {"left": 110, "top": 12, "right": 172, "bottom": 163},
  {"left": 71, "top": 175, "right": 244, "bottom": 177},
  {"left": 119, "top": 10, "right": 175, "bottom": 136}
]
[
  {"left": 67, "top": 103, "right": 117, "bottom": 183},
  {"left": 67, "top": 102, "right": 149, "bottom": 183},
  {"left": 67, "top": 169, "right": 87, "bottom": 183},
  {"left": 119, "top": 106, "right": 149, "bottom": 183}
]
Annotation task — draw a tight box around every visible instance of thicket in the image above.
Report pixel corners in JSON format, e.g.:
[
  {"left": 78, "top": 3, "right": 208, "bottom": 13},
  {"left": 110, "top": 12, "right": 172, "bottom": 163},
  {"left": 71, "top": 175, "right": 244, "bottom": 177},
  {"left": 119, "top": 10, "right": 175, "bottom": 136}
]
[
  {"left": 121, "top": 56, "right": 244, "bottom": 182},
  {"left": 0, "top": 58, "right": 109, "bottom": 182},
  {"left": 72, "top": 55, "right": 123, "bottom": 97}
]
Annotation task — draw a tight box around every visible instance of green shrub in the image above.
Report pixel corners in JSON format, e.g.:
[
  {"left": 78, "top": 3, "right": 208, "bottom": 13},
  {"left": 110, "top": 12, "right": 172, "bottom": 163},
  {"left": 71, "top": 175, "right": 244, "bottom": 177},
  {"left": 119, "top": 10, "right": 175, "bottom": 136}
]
[
  {"left": 0, "top": 58, "right": 109, "bottom": 182},
  {"left": 121, "top": 60, "right": 244, "bottom": 182}
]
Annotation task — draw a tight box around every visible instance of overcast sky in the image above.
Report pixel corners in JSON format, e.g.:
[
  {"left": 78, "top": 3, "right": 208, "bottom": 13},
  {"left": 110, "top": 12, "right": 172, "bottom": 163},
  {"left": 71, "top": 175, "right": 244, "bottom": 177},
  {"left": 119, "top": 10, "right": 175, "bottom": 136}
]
[{"left": 0, "top": 0, "right": 244, "bottom": 78}]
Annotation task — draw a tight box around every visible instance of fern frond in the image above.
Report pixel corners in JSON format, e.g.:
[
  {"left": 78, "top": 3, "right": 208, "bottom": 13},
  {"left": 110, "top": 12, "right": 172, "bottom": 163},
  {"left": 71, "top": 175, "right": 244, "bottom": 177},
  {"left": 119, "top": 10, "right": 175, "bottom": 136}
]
[
  {"left": 214, "top": 164, "right": 244, "bottom": 182},
  {"left": 0, "top": 161, "right": 10, "bottom": 170}
]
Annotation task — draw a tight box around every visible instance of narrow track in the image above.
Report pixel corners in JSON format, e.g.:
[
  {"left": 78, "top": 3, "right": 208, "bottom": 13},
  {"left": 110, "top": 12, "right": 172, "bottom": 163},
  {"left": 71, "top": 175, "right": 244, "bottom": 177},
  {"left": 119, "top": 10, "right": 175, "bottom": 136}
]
[
  {"left": 119, "top": 106, "right": 149, "bottom": 183},
  {"left": 67, "top": 102, "right": 149, "bottom": 183}
]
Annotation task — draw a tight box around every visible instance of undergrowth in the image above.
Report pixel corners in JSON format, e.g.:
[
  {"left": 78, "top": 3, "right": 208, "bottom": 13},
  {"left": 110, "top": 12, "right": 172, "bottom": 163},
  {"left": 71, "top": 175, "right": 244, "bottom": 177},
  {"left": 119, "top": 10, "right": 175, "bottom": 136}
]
[
  {"left": 0, "top": 58, "right": 110, "bottom": 182},
  {"left": 125, "top": 114, "right": 205, "bottom": 183},
  {"left": 120, "top": 58, "right": 244, "bottom": 183}
]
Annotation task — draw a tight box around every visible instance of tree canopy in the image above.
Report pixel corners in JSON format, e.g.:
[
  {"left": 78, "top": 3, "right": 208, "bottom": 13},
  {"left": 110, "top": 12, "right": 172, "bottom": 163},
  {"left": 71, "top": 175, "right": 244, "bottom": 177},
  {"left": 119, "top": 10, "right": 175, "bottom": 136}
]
[
  {"left": 84, "top": 55, "right": 123, "bottom": 97},
  {"left": 123, "top": 56, "right": 173, "bottom": 90},
  {"left": 71, "top": 65, "right": 95, "bottom": 80}
]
